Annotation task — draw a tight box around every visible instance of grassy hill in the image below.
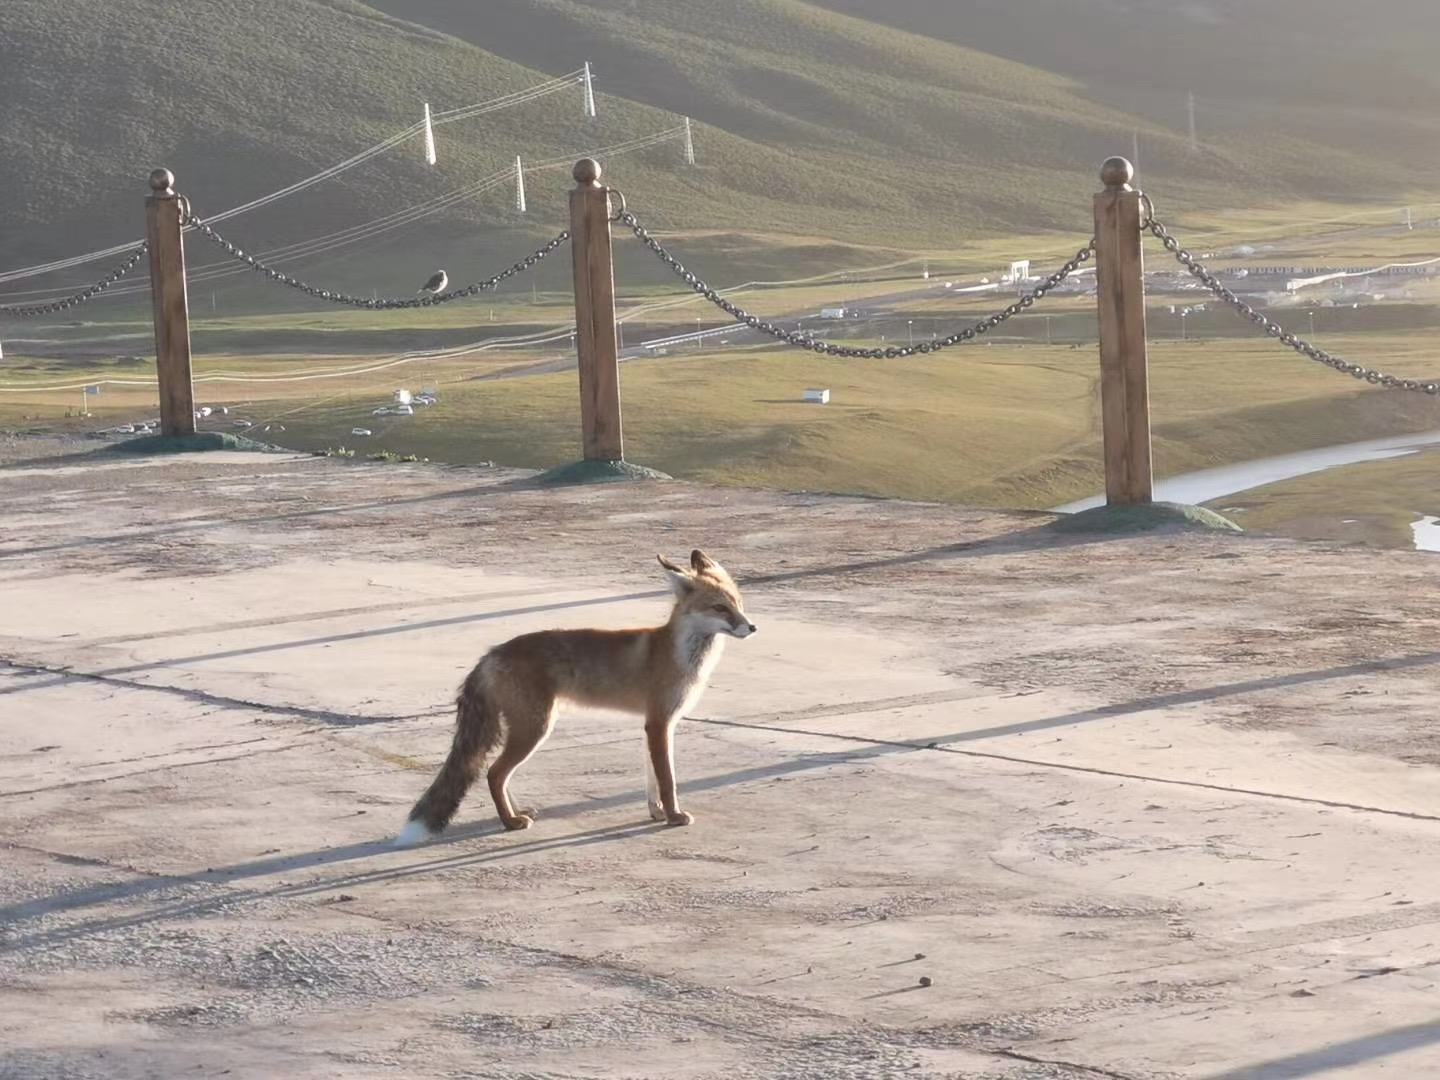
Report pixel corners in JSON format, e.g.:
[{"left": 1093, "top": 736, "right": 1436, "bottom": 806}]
[
  {"left": 369, "top": 0, "right": 1440, "bottom": 205},
  {"left": 815, "top": 1, "right": 1440, "bottom": 133},
  {"left": 813, "top": 0, "right": 1440, "bottom": 192},
  {"left": 4, "top": 0, "right": 1439, "bottom": 298}
]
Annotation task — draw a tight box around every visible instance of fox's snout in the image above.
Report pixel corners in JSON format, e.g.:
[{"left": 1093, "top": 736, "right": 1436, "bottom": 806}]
[{"left": 730, "top": 620, "right": 757, "bottom": 639}]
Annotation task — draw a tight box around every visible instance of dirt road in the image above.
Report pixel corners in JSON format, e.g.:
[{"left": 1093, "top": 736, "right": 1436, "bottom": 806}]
[{"left": 3, "top": 438, "right": 1440, "bottom": 1078}]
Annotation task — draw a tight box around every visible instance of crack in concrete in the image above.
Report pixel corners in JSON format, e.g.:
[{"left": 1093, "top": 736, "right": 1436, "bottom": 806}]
[
  {"left": 995, "top": 1046, "right": 1152, "bottom": 1080},
  {"left": 1, "top": 656, "right": 446, "bottom": 727},
  {"left": 0, "top": 737, "right": 323, "bottom": 799},
  {"left": 688, "top": 714, "right": 1440, "bottom": 824}
]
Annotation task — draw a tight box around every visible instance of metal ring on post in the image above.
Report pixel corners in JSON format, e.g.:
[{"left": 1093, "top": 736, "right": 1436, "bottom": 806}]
[{"left": 1138, "top": 192, "right": 1157, "bottom": 230}]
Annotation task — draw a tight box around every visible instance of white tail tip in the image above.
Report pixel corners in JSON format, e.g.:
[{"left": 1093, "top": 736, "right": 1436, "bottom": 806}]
[{"left": 393, "top": 818, "right": 433, "bottom": 848}]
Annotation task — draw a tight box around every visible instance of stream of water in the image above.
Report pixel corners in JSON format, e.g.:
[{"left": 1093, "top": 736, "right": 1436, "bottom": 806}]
[{"left": 1053, "top": 430, "right": 1440, "bottom": 550}]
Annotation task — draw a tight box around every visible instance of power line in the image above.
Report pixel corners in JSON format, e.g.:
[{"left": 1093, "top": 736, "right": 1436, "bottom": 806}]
[
  {"left": 0, "top": 324, "right": 580, "bottom": 394},
  {"left": 0, "top": 70, "right": 587, "bottom": 288},
  {"left": 29, "top": 125, "right": 694, "bottom": 305}
]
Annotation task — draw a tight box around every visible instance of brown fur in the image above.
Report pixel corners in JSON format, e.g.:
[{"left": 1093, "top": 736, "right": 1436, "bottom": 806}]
[{"left": 400, "top": 549, "right": 755, "bottom": 840}]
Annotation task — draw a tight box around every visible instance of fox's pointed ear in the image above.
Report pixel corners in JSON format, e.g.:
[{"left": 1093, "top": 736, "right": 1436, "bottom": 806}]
[
  {"left": 690, "top": 549, "right": 717, "bottom": 574},
  {"left": 658, "top": 554, "right": 694, "bottom": 595}
]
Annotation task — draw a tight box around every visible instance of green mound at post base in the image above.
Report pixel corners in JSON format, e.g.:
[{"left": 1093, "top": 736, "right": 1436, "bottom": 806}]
[
  {"left": 110, "top": 432, "right": 277, "bottom": 454},
  {"left": 531, "top": 458, "right": 672, "bottom": 486},
  {"left": 1050, "top": 500, "right": 1241, "bottom": 535}
]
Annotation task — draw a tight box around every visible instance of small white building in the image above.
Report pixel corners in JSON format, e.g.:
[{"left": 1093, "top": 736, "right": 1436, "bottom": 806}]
[
  {"left": 803, "top": 388, "right": 831, "bottom": 405},
  {"left": 393, "top": 388, "right": 413, "bottom": 405},
  {"left": 1002, "top": 260, "right": 1032, "bottom": 285}
]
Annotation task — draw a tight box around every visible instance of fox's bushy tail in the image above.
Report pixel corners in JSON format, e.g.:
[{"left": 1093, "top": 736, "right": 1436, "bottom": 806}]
[{"left": 404, "top": 668, "right": 503, "bottom": 836}]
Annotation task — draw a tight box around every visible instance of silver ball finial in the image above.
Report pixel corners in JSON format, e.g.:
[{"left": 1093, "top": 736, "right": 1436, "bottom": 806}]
[
  {"left": 149, "top": 168, "right": 175, "bottom": 194},
  {"left": 1100, "top": 157, "right": 1134, "bottom": 190},
  {"left": 573, "top": 158, "right": 602, "bottom": 186}
]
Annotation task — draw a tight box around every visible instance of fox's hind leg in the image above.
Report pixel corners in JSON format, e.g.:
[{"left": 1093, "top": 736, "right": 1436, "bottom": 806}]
[{"left": 486, "top": 702, "right": 555, "bottom": 830}]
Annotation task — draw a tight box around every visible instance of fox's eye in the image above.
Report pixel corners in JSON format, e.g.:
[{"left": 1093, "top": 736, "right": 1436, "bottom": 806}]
[{"left": 711, "top": 604, "right": 729, "bottom": 614}]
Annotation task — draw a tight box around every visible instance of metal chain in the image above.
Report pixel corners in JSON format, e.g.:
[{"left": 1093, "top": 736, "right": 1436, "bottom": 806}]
[
  {"left": 183, "top": 213, "right": 570, "bottom": 309},
  {"left": 1143, "top": 209, "right": 1440, "bottom": 395},
  {"left": 0, "top": 245, "right": 149, "bottom": 318},
  {"left": 613, "top": 209, "right": 1094, "bottom": 358}
]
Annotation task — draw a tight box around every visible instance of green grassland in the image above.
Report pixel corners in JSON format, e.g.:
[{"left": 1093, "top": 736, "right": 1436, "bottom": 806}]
[
  {"left": 1208, "top": 450, "right": 1440, "bottom": 551},
  {"left": 315, "top": 336, "right": 1440, "bottom": 510},
  {"left": 11, "top": 330, "right": 1436, "bottom": 518}
]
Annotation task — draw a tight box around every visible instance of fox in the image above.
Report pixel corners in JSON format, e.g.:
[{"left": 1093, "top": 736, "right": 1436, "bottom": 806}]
[{"left": 394, "top": 549, "right": 756, "bottom": 846}]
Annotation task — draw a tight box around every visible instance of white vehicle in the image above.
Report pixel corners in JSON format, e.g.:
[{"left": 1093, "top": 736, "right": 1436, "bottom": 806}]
[
  {"left": 351, "top": 427, "right": 372, "bottom": 437},
  {"left": 819, "top": 307, "right": 847, "bottom": 319}
]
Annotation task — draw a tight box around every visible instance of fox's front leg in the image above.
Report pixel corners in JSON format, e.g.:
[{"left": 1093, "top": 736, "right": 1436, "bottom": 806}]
[
  {"left": 644, "top": 742, "right": 664, "bottom": 822},
  {"left": 645, "top": 710, "right": 691, "bottom": 826}
]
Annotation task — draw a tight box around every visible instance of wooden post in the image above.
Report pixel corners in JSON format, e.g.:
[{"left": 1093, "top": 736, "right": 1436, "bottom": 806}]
[
  {"left": 145, "top": 168, "right": 196, "bottom": 438},
  {"left": 569, "top": 157, "right": 623, "bottom": 461},
  {"left": 1093, "top": 156, "right": 1153, "bottom": 505}
]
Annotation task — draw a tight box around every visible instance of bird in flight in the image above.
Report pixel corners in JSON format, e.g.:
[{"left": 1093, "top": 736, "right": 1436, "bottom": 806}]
[{"left": 418, "top": 270, "right": 449, "bottom": 296}]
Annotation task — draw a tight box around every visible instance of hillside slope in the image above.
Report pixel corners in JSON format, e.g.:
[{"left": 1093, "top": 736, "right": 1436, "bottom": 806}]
[
  {"left": 1, "top": 0, "right": 673, "bottom": 276},
  {"left": 3, "top": 0, "right": 1435, "bottom": 292},
  {"left": 372, "top": 0, "right": 1440, "bottom": 201},
  {"left": 813, "top": 0, "right": 1440, "bottom": 190}
]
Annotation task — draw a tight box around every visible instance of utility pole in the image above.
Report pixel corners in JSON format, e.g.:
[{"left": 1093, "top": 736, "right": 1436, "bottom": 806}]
[
  {"left": 582, "top": 61, "right": 597, "bottom": 118},
  {"left": 1187, "top": 92, "right": 1198, "bottom": 152}
]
